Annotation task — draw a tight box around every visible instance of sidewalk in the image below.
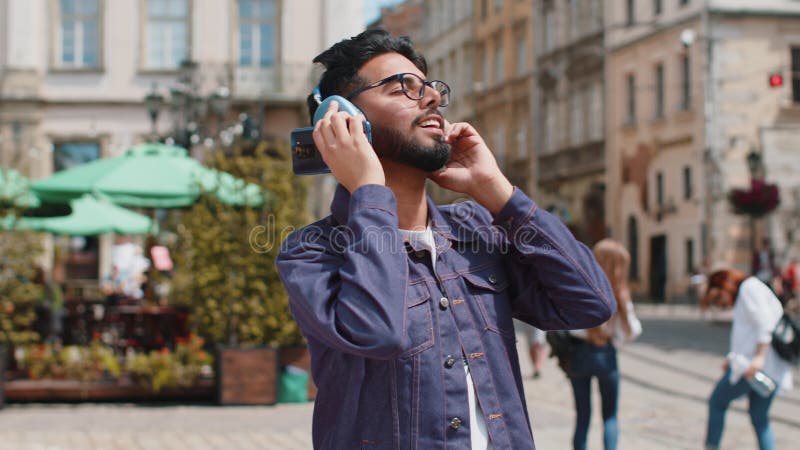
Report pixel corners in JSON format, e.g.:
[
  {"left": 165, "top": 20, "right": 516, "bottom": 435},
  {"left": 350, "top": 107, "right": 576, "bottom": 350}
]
[{"left": 1, "top": 308, "right": 798, "bottom": 449}]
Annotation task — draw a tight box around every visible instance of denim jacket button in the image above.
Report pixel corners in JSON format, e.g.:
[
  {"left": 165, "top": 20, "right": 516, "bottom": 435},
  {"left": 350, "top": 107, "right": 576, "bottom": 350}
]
[
  {"left": 439, "top": 297, "right": 450, "bottom": 309},
  {"left": 488, "top": 275, "right": 497, "bottom": 284},
  {"left": 449, "top": 417, "right": 462, "bottom": 430},
  {"left": 444, "top": 355, "right": 456, "bottom": 368}
]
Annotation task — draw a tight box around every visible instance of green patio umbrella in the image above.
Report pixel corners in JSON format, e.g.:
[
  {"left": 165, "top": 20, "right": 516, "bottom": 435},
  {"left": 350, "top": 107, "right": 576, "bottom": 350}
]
[
  {"left": 18, "top": 194, "right": 155, "bottom": 236},
  {"left": 31, "top": 143, "right": 265, "bottom": 208},
  {"left": 0, "top": 167, "right": 41, "bottom": 208}
]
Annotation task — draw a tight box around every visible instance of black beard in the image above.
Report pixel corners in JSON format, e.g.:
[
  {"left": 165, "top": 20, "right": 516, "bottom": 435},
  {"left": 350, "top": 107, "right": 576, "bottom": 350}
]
[{"left": 371, "top": 125, "right": 451, "bottom": 172}]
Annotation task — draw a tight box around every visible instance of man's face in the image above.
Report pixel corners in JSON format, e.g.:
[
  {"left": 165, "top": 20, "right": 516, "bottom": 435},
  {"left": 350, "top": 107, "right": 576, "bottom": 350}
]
[{"left": 349, "top": 53, "right": 450, "bottom": 172}]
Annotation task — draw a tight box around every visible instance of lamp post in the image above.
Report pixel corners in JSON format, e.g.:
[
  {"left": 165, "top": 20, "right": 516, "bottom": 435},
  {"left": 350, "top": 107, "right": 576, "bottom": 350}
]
[
  {"left": 143, "top": 59, "right": 237, "bottom": 151},
  {"left": 144, "top": 83, "right": 164, "bottom": 141},
  {"left": 746, "top": 149, "right": 763, "bottom": 181}
]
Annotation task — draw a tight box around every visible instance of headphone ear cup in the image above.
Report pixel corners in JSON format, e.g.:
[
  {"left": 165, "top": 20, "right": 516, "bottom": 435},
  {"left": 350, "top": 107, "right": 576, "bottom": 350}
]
[{"left": 312, "top": 95, "right": 365, "bottom": 124}]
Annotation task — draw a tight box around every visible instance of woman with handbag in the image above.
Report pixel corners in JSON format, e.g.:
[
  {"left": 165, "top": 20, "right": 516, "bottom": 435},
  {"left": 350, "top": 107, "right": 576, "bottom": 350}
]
[
  {"left": 701, "top": 269, "right": 793, "bottom": 450},
  {"left": 567, "top": 239, "right": 642, "bottom": 450}
]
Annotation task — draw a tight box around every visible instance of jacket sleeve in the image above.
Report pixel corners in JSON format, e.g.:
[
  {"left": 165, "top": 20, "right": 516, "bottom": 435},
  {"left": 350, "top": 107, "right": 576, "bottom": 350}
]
[
  {"left": 491, "top": 188, "right": 616, "bottom": 330},
  {"left": 276, "top": 185, "right": 409, "bottom": 359}
]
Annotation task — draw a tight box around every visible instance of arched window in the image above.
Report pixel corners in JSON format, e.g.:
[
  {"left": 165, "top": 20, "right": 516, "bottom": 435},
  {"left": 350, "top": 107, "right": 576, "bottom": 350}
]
[{"left": 628, "top": 216, "right": 639, "bottom": 279}]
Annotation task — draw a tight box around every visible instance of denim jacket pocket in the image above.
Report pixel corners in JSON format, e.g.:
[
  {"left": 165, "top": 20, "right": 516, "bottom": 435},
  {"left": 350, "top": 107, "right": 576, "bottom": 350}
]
[
  {"left": 462, "top": 265, "right": 516, "bottom": 339},
  {"left": 400, "top": 281, "right": 435, "bottom": 358}
]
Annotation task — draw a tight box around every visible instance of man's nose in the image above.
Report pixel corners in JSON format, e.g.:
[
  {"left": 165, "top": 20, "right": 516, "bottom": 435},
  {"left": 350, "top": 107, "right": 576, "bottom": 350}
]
[{"left": 420, "top": 83, "right": 442, "bottom": 109}]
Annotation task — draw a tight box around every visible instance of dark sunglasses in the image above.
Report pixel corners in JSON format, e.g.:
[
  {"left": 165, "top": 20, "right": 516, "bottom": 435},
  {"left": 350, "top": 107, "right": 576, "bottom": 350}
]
[{"left": 346, "top": 72, "right": 451, "bottom": 107}]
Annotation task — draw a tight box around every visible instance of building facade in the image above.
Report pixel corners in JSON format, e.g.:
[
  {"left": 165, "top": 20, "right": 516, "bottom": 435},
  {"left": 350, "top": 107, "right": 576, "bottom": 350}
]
[
  {"left": 605, "top": 0, "right": 800, "bottom": 301},
  {"left": 471, "top": 0, "right": 536, "bottom": 198},
  {"left": 0, "top": 0, "right": 365, "bottom": 280},
  {"left": 534, "top": 0, "right": 606, "bottom": 245}
]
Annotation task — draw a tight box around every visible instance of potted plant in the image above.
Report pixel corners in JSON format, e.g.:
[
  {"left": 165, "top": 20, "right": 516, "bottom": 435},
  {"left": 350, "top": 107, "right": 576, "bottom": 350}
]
[{"left": 169, "top": 139, "right": 309, "bottom": 405}]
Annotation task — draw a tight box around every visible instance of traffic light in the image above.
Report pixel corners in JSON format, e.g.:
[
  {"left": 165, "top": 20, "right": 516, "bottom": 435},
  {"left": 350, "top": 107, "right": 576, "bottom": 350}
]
[{"left": 769, "top": 73, "right": 784, "bottom": 88}]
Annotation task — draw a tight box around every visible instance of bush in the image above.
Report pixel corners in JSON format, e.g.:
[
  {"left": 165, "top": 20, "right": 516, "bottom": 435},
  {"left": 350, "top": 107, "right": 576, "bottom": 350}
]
[
  {"left": 0, "top": 230, "right": 44, "bottom": 347},
  {"left": 13, "top": 336, "right": 212, "bottom": 393},
  {"left": 168, "top": 139, "right": 309, "bottom": 348}
]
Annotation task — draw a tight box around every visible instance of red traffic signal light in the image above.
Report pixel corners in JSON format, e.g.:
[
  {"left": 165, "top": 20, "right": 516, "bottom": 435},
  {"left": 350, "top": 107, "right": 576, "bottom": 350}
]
[{"left": 769, "top": 73, "right": 784, "bottom": 88}]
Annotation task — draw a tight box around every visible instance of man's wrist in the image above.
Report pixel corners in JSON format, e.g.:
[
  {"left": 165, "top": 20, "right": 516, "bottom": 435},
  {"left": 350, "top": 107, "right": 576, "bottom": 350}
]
[{"left": 472, "top": 176, "right": 514, "bottom": 215}]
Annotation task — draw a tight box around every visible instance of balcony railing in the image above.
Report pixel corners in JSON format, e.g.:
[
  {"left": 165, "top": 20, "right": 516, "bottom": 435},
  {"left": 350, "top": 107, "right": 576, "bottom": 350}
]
[{"left": 232, "top": 62, "right": 315, "bottom": 101}]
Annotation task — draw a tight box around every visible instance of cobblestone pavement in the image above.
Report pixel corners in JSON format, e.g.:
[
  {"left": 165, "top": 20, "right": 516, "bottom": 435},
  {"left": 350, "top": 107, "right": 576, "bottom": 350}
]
[{"left": 1, "top": 305, "right": 799, "bottom": 449}]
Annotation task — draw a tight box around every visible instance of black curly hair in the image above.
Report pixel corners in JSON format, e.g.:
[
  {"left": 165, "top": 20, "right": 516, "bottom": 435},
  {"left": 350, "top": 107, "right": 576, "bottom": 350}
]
[{"left": 306, "top": 28, "right": 427, "bottom": 123}]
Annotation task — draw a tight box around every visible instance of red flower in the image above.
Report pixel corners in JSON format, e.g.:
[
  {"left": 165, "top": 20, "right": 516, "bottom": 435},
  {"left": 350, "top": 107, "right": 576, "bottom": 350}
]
[{"left": 728, "top": 179, "right": 780, "bottom": 218}]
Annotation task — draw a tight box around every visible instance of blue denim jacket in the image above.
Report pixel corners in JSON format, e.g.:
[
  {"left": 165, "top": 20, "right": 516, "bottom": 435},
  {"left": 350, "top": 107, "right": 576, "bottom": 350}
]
[{"left": 277, "top": 184, "right": 615, "bottom": 449}]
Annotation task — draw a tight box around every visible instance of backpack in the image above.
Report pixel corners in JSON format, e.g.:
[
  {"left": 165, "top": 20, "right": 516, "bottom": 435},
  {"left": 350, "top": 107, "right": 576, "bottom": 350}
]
[
  {"left": 772, "top": 313, "right": 800, "bottom": 366},
  {"left": 545, "top": 330, "right": 574, "bottom": 374}
]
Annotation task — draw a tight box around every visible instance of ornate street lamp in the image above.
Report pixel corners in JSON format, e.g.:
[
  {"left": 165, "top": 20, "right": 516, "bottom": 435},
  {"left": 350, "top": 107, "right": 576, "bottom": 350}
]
[
  {"left": 746, "top": 149, "right": 763, "bottom": 180},
  {"left": 144, "top": 59, "right": 235, "bottom": 150},
  {"left": 144, "top": 83, "right": 164, "bottom": 141}
]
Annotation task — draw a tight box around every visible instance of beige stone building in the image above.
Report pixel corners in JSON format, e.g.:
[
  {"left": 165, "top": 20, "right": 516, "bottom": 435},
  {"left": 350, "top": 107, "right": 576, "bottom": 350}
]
[
  {"left": 0, "top": 0, "right": 365, "bottom": 281},
  {"left": 534, "top": 0, "right": 606, "bottom": 245},
  {"left": 605, "top": 0, "right": 800, "bottom": 301},
  {"left": 378, "top": 0, "right": 529, "bottom": 205},
  {"left": 471, "top": 0, "right": 536, "bottom": 198}
]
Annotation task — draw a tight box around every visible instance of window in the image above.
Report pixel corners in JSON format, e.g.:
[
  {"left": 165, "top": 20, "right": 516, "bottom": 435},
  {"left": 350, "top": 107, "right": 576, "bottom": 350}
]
[
  {"left": 57, "top": 0, "right": 100, "bottom": 68},
  {"left": 654, "top": 0, "right": 662, "bottom": 15},
  {"left": 239, "top": 0, "right": 276, "bottom": 67},
  {"left": 481, "top": 0, "right": 488, "bottom": 18},
  {"left": 686, "top": 239, "right": 695, "bottom": 274},
  {"left": 683, "top": 166, "right": 693, "bottom": 200},
  {"left": 680, "top": 0, "right": 690, "bottom": 6},
  {"left": 680, "top": 54, "right": 691, "bottom": 110},
  {"left": 494, "top": 0, "right": 503, "bottom": 12},
  {"left": 588, "top": 82, "right": 603, "bottom": 140},
  {"left": 145, "top": 0, "right": 189, "bottom": 69},
  {"left": 494, "top": 37, "right": 504, "bottom": 84},
  {"left": 543, "top": 8, "right": 555, "bottom": 52},
  {"left": 570, "top": 0, "right": 581, "bottom": 39},
  {"left": 626, "top": 0, "right": 635, "bottom": 26},
  {"left": 656, "top": 171, "right": 664, "bottom": 207},
  {"left": 655, "top": 63, "right": 664, "bottom": 118},
  {"left": 480, "top": 45, "right": 489, "bottom": 85},
  {"left": 628, "top": 216, "right": 639, "bottom": 279},
  {"left": 516, "top": 31, "right": 526, "bottom": 76},
  {"left": 569, "top": 89, "right": 583, "bottom": 146},
  {"left": 494, "top": 125, "right": 506, "bottom": 168},
  {"left": 544, "top": 97, "right": 557, "bottom": 153},
  {"left": 626, "top": 74, "right": 636, "bottom": 124},
  {"left": 792, "top": 47, "right": 800, "bottom": 103},
  {"left": 516, "top": 115, "right": 528, "bottom": 161},
  {"left": 54, "top": 142, "right": 100, "bottom": 172}
]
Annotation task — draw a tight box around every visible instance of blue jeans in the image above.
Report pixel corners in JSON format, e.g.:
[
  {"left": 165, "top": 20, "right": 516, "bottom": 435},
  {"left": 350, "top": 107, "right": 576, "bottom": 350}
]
[
  {"left": 568, "top": 341, "right": 619, "bottom": 450},
  {"left": 705, "top": 369, "right": 777, "bottom": 450}
]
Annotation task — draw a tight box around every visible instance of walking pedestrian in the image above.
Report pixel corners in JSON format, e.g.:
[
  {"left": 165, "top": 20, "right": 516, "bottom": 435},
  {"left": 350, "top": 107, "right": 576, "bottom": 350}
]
[
  {"left": 701, "top": 269, "right": 793, "bottom": 450},
  {"left": 276, "top": 29, "right": 616, "bottom": 449},
  {"left": 566, "top": 239, "right": 642, "bottom": 450},
  {"left": 516, "top": 321, "right": 547, "bottom": 379}
]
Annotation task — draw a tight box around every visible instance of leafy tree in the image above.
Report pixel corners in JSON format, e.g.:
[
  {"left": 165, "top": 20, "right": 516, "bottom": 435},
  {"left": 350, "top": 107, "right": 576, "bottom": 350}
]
[
  {"left": 0, "top": 229, "right": 44, "bottom": 346},
  {"left": 168, "top": 138, "right": 309, "bottom": 347}
]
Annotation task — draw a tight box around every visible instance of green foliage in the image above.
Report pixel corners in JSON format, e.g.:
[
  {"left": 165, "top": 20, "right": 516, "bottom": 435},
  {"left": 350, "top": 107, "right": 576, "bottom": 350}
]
[
  {"left": 0, "top": 229, "right": 44, "bottom": 346},
  {"left": 125, "top": 335, "right": 213, "bottom": 393},
  {"left": 169, "top": 139, "right": 309, "bottom": 347},
  {"left": 16, "top": 341, "right": 121, "bottom": 382},
  {"left": 15, "top": 337, "right": 212, "bottom": 392}
]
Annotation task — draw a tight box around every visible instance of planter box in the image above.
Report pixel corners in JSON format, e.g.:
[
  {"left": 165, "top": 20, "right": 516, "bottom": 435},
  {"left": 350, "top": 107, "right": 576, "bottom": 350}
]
[
  {"left": 216, "top": 346, "right": 277, "bottom": 405},
  {"left": 279, "top": 346, "right": 316, "bottom": 401},
  {"left": 3, "top": 378, "right": 214, "bottom": 402},
  {"left": 0, "top": 346, "right": 6, "bottom": 409}
]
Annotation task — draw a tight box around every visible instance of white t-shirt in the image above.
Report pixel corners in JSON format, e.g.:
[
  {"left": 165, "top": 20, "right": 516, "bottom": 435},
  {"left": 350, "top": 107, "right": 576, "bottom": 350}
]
[
  {"left": 728, "top": 277, "right": 793, "bottom": 392},
  {"left": 399, "top": 226, "right": 493, "bottom": 450},
  {"left": 569, "top": 300, "right": 642, "bottom": 346}
]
